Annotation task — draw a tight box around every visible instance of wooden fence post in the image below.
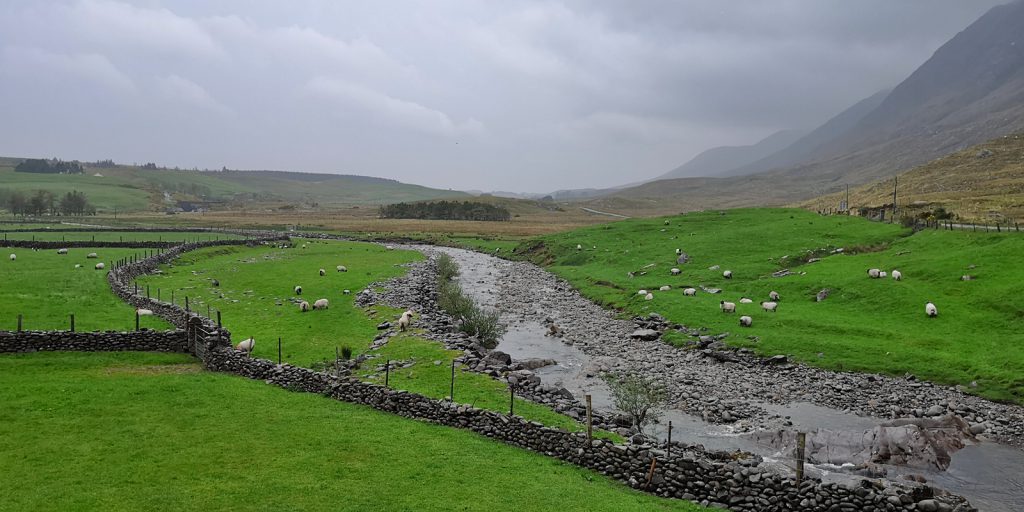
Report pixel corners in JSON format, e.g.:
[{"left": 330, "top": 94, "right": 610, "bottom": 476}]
[
  {"left": 278, "top": 337, "right": 282, "bottom": 365},
  {"left": 216, "top": 311, "right": 222, "bottom": 328},
  {"left": 586, "top": 394, "right": 593, "bottom": 442},
  {"left": 70, "top": 314, "right": 75, "bottom": 332},
  {"left": 135, "top": 311, "right": 140, "bottom": 331},
  {"left": 17, "top": 314, "right": 22, "bottom": 332},
  {"left": 796, "top": 432, "right": 806, "bottom": 483},
  {"left": 667, "top": 420, "right": 673, "bottom": 458},
  {"left": 449, "top": 360, "right": 455, "bottom": 401},
  {"left": 385, "top": 359, "right": 391, "bottom": 388}
]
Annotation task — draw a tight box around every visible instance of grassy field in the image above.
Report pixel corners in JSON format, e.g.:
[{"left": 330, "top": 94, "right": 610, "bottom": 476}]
[
  {"left": 0, "top": 166, "right": 154, "bottom": 212},
  {"left": 0, "top": 247, "right": 170, "bottom": 331},
  {"left": 518, "top": 208, "right": 1024, "bottom": 403},
  {"left": 0, "top": 352, "right": 700, "bottom": 512},
  {"left": 0, "top": 231, "right": 242, "bottom": 243}
]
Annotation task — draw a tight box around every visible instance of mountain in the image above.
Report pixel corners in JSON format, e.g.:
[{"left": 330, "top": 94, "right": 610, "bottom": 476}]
[
  {"left": 657, "top": 129, "right": 809, "bottom": 180},
  {"left": 600, "top": 0, "right": 1024, "bottom": 214}
]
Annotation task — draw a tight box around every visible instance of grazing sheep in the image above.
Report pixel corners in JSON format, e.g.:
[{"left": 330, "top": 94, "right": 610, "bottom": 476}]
[
  {"left": 637, "top": 289, "right": 648, "bottom": 295},
  {"left": 644, "top": 293, "right": 654, "bottom": 301},
  {"left": 675, "top": 248, "right": 681, "bottom": 255},
  {"left": 739, "top": 315, "right": 752, "bottom": 327},
  {"left": 57, "top": 248, "right": 68, "bottom": 255},
  {"left": 769, "top": 290, "right": 780, "bottom": 301},
  {"left": 74, "top": 264, "right": 81, "bottom": 269},
  {"left": 294, "top": 285, "right": 302, "bottom": 295},
  {"left": 86, "top": 253, "right": 98, "bottom": 259},
  {"left": 313, "top": 298, "right": 329, "bottom": 310},
  {"left": 739, "top": 297, "right": 753, "bottom": 304},
  {"left": 670, "top": 267, "right": 681, "bottom": 275},
  {"left": 299, "top": 301, "right": 311, "bottom": 312},
  {"left": 961, "top": 275, "right": 974, "bottom": 281},
  {"left": 8, "top": 254, "right": 14, "bottom": 261},
  {"left": 343, "top": 289, "right": 351, "bottom": 294},
  {"left": 236, "top": 337, "right": 255, "bottom": 356},
  {"left": 211, "top": 279, "right": 220, "bottom": 287},
  {"left": 925, "top": 302, "right": 938, "bottom": 318},
  {"left": 891, "top": 270, "right": 902, "bottom": 281},
  {"left": 576, "top": 244, "right": 582, "bottom": 250},
  {"left": 94, "top": 262, "right": 105, "bottom": 270},
  {"left": 398, "top": 310, "right": 414, "bottom": 331},
  {"left": 683, "top": 288, "right": 697, "bottom": 296},
  {"left": 868, "top": 268, "right": 881, "bottom": 278},
  {"left": 319, "top": 268, "right": 326, "bottom": 276},
  {"left": 723, "top": 270, "right": 733, "bottom": 279},
  {"left": 337, "top": 265, "right": 347, "bottom": 272},
  {"left": 136, "top": 309, "right": 154, "bottom": 316},
  {"left": 659, "top": 285, "right": 671, "bottom": 291},
  {"left": 720, "top": 301, "right": 736, "bottom": 313},
  {"left": 879, "top": 271, "right": 888, "bottom": 278},
  {"left": 761, "top": 301, "right": 778, "bottom": 313}
]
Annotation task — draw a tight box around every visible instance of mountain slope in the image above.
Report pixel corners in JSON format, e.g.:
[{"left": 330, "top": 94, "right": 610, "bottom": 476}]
[{"left": 657, "top": 129, "right": 808, "bottom": 180}]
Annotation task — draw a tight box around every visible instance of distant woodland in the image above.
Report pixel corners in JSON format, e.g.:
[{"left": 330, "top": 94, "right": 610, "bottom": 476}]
[{"left": 14, "top": 159, "right": 85, "bottom": 174}]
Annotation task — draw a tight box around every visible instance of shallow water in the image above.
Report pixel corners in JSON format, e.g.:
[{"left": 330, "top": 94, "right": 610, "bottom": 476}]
[{"left": 435, "top": 246, "right": 1024, "bottom": 512}]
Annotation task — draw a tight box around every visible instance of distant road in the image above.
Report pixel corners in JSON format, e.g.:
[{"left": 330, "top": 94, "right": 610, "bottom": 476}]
[{"left": 579, "top": 207, "right": 630, "bottom": 219}]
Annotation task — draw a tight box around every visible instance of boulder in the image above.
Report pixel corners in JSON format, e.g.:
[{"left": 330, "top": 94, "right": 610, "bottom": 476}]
[{"left": 630, "top": 329, "right": 660, "bottom": 341}]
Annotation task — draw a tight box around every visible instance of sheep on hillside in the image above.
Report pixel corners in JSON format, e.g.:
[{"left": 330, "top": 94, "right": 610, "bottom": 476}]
[
  {"left": 739, "top": 297, "right": 753, "bottom": 304},
  {"left": 879, "top": 271, "right": 888, "bottom": 278},
  {"left": 644, "top": 293, "right": 654, "bottom": 301},
  {"left": 868, "top": 268, "right": 881, "bottom": 278},
  {"left": 236, "top": 337, "right": 255, "bottom": 356},
  {"left": 74, "top": 264, "right": 81, "bottom": 269},
  {"left": 95, "top": 262, "right": 105, "bottom": 270},
  {"left": 723, "top": 270, "right": 733, "bottom": 279},
  {"left": 675, "top": 248, "right": 682, "bottom": 255},
  {"left": 659, "top": 285, "right": 671, "bottom": 291},
  {"left": 299, "top": 301, "right": 311, "bottom": 312},
  {"left": 739, "top": 315, "right": 752, "bottom": 327},
  {"left": 319, "top": 268, "right": 326, "bottom": 276},
  {"left": 57, "top": 248, "right": 68, "bottom": 255},
  {"left": 398, "top": 310, "right": 414, "bottom": 331},
  {"left": 925, "top": 302, "right": 938, "bottom": 318},
  {"left": 761, "top": 301, "right": 778, "bottom": 313},
  {"left": 683, "top": 288, "right": 697, "bottom": 296},
  {"left": 670, "top": 268, "right": 681, "bottom": 275},
  {"left": 891, "top": 270, "right": 902, "bottom": 281},
  {"left": 720, "top": 301, "right": 736, "bottom": 313},
  {"left": 294, "top": 285, "right": 302, "bottom": 295},
  {"left": 136, "top": 309, "right": 154, "bottom": 316},
  {"left": 211, "top": 279, "right": 220, "bottom": 287},
  {"left": 337, "top": 265, "right": 347, "bottom": 272},
  {"left": 313, "top": 298, "right": 329, "bottom": 310},
  {"left": 8, "top": 254, "right": 14, "bottom": 261},
  {"left": 637, "top": 289, "right": 648, "bottom": 296},
  {"left": 86, "top": 253, "right": 98, "bottom": 259},
  {"left": 343, "top": 289, "right": 351, "bottom": 294},
  {"left": 576, "top": 244, "right": 583, "bottom": 250},
  {"left": 769, "top": 290, "right": 780, "bottom": 301}
]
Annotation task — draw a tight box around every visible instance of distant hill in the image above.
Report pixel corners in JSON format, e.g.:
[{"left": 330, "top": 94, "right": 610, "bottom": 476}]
[
  {"left": 0, "top": 160, "right": 468, "bottom": 213},
  {"left": 656, "top": 129, "right": 809, "bottom": 180},
  {"left": 602, "top": 0, "right": 1024, "bottom": 214},
  {"left": 800, "top": 133, "right": 1024, "bottom": 223}
]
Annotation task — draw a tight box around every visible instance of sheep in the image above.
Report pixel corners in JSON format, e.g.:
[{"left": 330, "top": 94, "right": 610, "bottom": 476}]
[
  {"left": 879, "top": 271, "right": 888, "bottom": 278},
  {"left": 576, "top": 244, "right": 582, "bottom": 250},
  {"left": 925, "top": 302, "right": 938, "bottom": 318},
  {"left": 8, "top": 254, "right": 14, "bottom": 261},
  {"left": 675, "top": 248, "right": 682, "bottom": 255},
  {"left": 313, "top": 298, "right": 329, "bottom": 310},
  {"left": 891, "top": 270, "right": 902, "bottom": 281},
  {"left": 723, "top": 270, "right": 733, "bottom": 279},
  {"left": 739, "top": 297, "right": 753, "bottom": 304},
  {"left": 236, "top": 337, "right": 255, "bottom": 356},
  {"left": 95, "top": 262, "right": 105, "bottom": 270},
  {"left": 342, "top": 289, "right": 351, "bottom": 294},
  {"left": 398, "top": 310, "right": 414, "bottom": 331},
  {"left": 299, "top": 301, "right": 311, "bottom": 312},
  {"left": 683, "top": 288, "right": 697, "bottom": 296},
  {"left": 211, "top": 279, "right": 220, "bottom": 287},
  {"left": 74, "top": 264, "right": 81, "bottom": 269},
  {"left": 659, "top": 285, "right": 671, "bottom": 291},
  {"left": 670, "top": 268, "right": 681, "bottom": 275},
  {"left": 637, "top": 289, "right": 648, "bottom": 296},
  {"left": 319, "top": 268, "right": 326, "bottom": 276},
  {"left": 761, "top": 301, "right": 778, "bottom": 313},
  {"left": 644, "top": 293, "right": 654, "bottom": 301},
  {"left": 337, "top": 265, "right": 347, "bottom": 272},
  {"left": 739, "top": 315, "right": 752, "bottom": 327},
  {"left": 136, "top": 309, "right": 154, "bottom": 316},
  {"left": 961, "top": 275, "right": 974, "bottom": 281},
  {"left": 294, "top": 285, "right": 302, "bottom": 295},
  {"left": 720, "top": 301, "right": 736, "bottom": 313},
  {"left": 868, "top": 268, "right": 881, "bottom": 278},
  {"left": 769, "top": 290, "right": 780, "bottom": 301},
  {"left": 57, "top": 248, "right": 68, "bottom": 255}
]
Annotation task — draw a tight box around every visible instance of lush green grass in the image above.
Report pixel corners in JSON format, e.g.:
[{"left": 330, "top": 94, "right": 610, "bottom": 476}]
[
  {"left": 520, "top": 208, "right": 1024, "bottom": 402},
  {"left": 0, "top": 231, "right": 242, "bottom": 242},
  {"left": 0, "top": 248, "right": 170, "bottom": 331},
  {"left": 0, "top": 352, "right": 700, "bottom": 512},
  {"left": 135, "top": 239, "right": 420, "bottom": 367},
  {"left": 0, "top": 166, "right": 153, "bottom": 212}
]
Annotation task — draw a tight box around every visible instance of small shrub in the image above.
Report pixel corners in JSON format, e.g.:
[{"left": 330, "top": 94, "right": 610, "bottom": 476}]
[
  {"left": 605, "top": 373, "right": 667, "bottom": 433},
  {"left": 436, "top": 253, "right": 459, "bottom": 281},
  {"left": 461, "top": 307, "right": 506, "bottom": 348},
  {"left": 341, "top": 346, "right": 353, "bottom": 360}
]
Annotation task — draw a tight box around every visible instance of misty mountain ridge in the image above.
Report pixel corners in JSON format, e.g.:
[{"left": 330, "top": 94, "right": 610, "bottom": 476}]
[{"left": 655, "top": 128, "right": 809, "bottom": 181}]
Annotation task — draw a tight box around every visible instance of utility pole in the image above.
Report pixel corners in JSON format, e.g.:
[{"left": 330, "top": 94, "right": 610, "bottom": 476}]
[{"left": 892, "top": 176, "right": 898, "bottom": 219}]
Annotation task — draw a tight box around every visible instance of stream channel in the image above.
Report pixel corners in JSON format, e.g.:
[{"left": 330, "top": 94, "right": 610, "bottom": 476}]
[{"left": 433, "top": 246, "right": 1023, "bottom": 512}]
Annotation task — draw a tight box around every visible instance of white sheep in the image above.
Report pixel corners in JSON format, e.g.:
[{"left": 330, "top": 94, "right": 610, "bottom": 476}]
[
  {"left": 95, "top": 262, "right": 105, "bottom": 270},
  {"left": 769, "top": 290, "right": 780, "bottom": 301},
  {"left": 879, "top": 271, "right": 888, "bottom": 278},
  {"left": 136, "top": 309, "right": 154, "bottom": 316},
  {"left": 298, "top": 301, "right": 311, "bottom": 312},
  {"left": 720, "top": 301, "right": 736, "bottom": 313},
  {"left": 319, "top": 268, "right": 326, "bottom": 276},
  {"left": 398, "top": 310, "right": 414, "bottom": 331},
  {"left": 683, "top": 288, "right": 697, "bottom": 296},
  {"left": 637, "top": 289, "right": 648, "bottom": 296},
  {"left": 343, "top": 289, "right": 351, "bottom": 294},
  {"left": 659, "top": 285, "right": 671, "bottom": 291},
  {"left": 761, "top": 301, "right": 778, "bottom": 313},
  {"left": 925, "top": 302, "right": 938, "bottom": 318},
  {"left": 86, "top": 253, "right": 98, "bottom": 259},
  {"left": 868, "top": 268, "right": 880, "bottom": 278},
  {"left": 57, "top": 248, "right": 68, "bottom": 255},
  {"left": 739, "top": 298, "right": 753, "bottom": 304},
  {"left": 576, "top": 244, "right": 582, "bottom": 250},
  {"left": 644, "top": 293, "right": 654, "bottom": 301},
  {"left": 670, "top": 268, "right": 681, "bottom": 275},
  {"left": 294, "top": 285, "right": 302, "bottom": 295},
  {"left": 337, "top": 265, "right": 347, "bottom": 272},
  {"left": 8, "top": 254, "right": 14, "bottom": 261},
  {"left": 313, "top": 298, "right": 329, "bottom": 310},
  {"left": 723, "top": 270, "right": 733, "bottom": 279},
  {"left": 891, "top": 270, "right": 902, "bottom": 281},
  {"left": 675, "top": 248, "right": 681, "bottom": 255},
  {"left": 236, "top": 337, "right": 255, "bottom": 356},
  {"left": 739, "top": 315, "right": 752, "bottom": 327},
  {"left": 74, "top": 264, "right": 81, "bottom": 269}
]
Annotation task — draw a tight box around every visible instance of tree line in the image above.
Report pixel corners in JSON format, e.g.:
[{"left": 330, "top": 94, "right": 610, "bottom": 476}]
[
  {"left": 378, "top": 201, "right": 511, "bottom": 221},
  {"left": 14, "top": 158, "right": 85, "bottom": 174},
  {"left": 0, "top": 189, "right": 95, "bottom": 217}
]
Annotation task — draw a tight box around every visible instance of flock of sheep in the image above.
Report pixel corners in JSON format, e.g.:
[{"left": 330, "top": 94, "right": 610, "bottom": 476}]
[
  {"left": 868, "top": 267, "right": 938, "bottom": 317},
  {"left": 9, "top": 249, "right": 105, "bottom": 269}
]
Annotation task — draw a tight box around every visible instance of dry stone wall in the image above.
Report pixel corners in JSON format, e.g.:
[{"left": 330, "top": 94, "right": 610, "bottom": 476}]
[{"left": 0, "top": 329, "right": 186, "bottom": 353}]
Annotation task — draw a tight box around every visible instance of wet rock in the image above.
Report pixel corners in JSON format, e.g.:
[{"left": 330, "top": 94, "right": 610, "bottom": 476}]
[{"left": 630, "top": 329, "right": 660, "bottom": 341}]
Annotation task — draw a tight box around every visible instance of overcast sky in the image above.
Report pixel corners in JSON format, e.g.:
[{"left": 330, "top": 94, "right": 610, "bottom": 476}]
[{"left": 0, "top": 1, "right": 1007, "bottom": 193}]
